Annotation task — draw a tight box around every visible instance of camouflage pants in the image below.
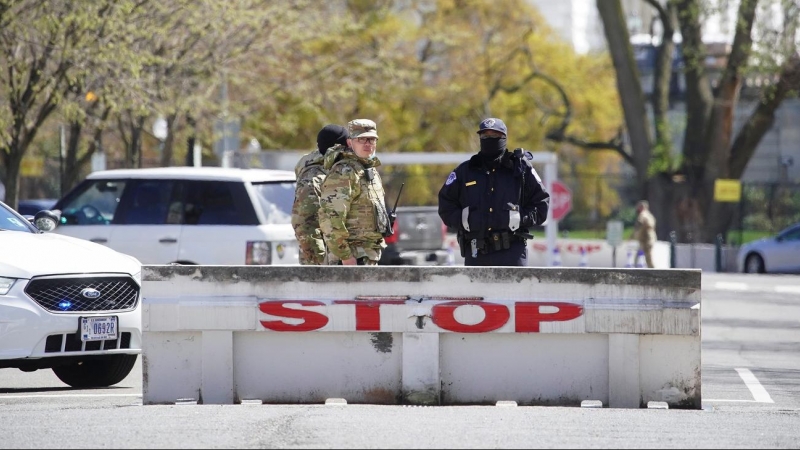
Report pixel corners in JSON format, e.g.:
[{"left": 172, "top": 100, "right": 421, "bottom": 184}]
[{"left": 298, "top": 236, "right": 326, "bottom": 265}]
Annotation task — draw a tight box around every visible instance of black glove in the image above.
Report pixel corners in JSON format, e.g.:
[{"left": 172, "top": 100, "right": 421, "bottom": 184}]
[{"left": 522, "top": 211, "right": 537, "bottom": 227}]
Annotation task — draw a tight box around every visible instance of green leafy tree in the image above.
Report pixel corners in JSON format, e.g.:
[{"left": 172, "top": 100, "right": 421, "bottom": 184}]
[{"left": 0, "top": 0, "right": 136, "bottom": 208}]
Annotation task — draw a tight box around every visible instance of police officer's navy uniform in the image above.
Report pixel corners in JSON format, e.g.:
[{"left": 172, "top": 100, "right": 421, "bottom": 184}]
[{"left": 438, "top": 118, "right": 550, "bottom": 266}]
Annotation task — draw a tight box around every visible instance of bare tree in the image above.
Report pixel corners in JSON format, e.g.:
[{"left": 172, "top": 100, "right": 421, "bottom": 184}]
[{"left": 597, "top": 0, "right": 800, "bottom": 242}]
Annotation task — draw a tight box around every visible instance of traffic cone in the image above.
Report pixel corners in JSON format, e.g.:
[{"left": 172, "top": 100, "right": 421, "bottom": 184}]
[
  {"left": 552, "top": 246, "right": 562, "bottom": 266},
  {"left": 625, "top": 248, "right": 634, "bottom": 268},
  {"left": 635, "top": 249, "right": 645, "bottom": 268},
  {"left": 579, "top": 246, "right": 588, "bottom": 267}
]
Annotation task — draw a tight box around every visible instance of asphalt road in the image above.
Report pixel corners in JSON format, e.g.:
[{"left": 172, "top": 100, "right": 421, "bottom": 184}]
[{"left": 1, "top": 272, "right": 798, "bottom": 449}]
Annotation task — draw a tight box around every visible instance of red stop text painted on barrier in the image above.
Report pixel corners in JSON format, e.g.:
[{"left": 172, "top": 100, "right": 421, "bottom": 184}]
[
  {"left": 259, "top": 300, "right": 583, "bottom": 333},
  {"left": 331, "top": 300, "right": 407, "bottom": 331},
  {"left": 259, "top": 300, "right": 329, "bottom": 331}
]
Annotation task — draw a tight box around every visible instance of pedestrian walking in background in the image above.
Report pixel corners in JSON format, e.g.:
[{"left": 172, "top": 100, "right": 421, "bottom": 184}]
[
  {"left": 633, "top": 200, "right": 657, "bottom": 268},
  {"left": 438, "top": 118, "right": 550, "bottom": 266},
  {"left": 319, "top": 119, "right": 392, "bottom": 266},
  {"left": 291, "top": 124, "right": 349, "bottom": 265}
]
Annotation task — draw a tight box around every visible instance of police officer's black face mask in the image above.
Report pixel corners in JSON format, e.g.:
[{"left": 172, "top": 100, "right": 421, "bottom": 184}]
[{"left": 479, "top": 137, "right": 507, "bottom": 161}]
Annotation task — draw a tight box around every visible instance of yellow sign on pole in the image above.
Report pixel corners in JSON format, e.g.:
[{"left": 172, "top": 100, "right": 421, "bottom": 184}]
[
  {"left": 20, "top": 157, "right": 44, "bottom": 177},
  {"left": 714, "top": 179, "right": 742, "bottom": 202}
]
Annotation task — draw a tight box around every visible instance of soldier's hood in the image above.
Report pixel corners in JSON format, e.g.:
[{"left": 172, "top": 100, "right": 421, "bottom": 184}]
[
  {"left": 323, "top": 145, "right": 381, "bottom": 170},
  {"left": 294, "top": 149, "right": 324, "bottom": 177}
]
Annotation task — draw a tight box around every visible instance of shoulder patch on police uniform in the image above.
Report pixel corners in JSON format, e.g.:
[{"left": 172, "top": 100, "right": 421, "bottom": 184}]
[{"left": 445, "top": 172, "right": 456, "bottom": 186}]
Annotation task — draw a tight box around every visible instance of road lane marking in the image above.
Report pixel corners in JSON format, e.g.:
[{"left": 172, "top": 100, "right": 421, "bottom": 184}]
[
  {"left": 736, "top": 368, "right": 774, "bottom": 403},
  {"left": 704, "top": 368, "right": 775, "bottom": 403},
  {"left": 710, "top": 282, "right": 800, "bottom": 294},
  {"left": 0, "top": 393, "right": 141, "bottom": 399},
  {"left": 775, "top": 286, "right": 800, "bottom": 294},
  {"left": 713, "top": 282, "right": 748, "bottom": 291}
]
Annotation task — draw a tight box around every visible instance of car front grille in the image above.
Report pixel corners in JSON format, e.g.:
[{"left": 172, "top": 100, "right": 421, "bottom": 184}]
[
  {"left": 25, "top": 275, "right": 139, "bottom": 313},
  {"left": 44, "top": 332, "right": 132, "bottom": 353}
]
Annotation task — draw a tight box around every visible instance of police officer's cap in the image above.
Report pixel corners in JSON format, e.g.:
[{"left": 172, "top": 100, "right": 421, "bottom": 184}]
[{"left": 476, "top": 118, "right": 507, "bottom": 136}]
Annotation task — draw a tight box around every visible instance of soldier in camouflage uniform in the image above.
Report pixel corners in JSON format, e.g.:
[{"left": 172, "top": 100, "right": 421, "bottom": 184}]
[
  {"left": 319, "top": 119, "right": 391, "bottom": 266},
  {"left": 291, "top": 124, "right": 349, "bottom": 265}
]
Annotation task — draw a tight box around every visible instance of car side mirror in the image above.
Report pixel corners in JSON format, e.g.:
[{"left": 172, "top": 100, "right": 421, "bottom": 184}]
[{"left": 34, "top": 209, "right": 61, "bottom": 232}]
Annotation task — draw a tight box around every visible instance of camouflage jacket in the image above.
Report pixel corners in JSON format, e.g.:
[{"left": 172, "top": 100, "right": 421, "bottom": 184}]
[
  {"left": 318, "top": 147, "right": 390, "bottom": 261},
  {"left": 291, "top": 147, "right": 334, "bottom": 264},
  {"left": 634, "top": 209, "right": 657, "bottom": 246}
]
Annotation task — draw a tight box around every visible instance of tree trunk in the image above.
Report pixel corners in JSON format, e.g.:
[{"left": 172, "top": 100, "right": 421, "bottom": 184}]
[
  {"left": 701, "top": 0, "right": 758, "bottom": 242},
  {"left": 185, "top": 115, "right": 197, "bottom": 166},
  {"left": 647, "top": 0, "right": 676, "bottom": 153},
  {"left": 674, "top": 0, "right": 713, "bottom": 172},
  {"left": 160, "top": 113, "right": 178, "bottom": 167},
  {"left": 597, "top": 0, "right": 653, "bottom": 198},
  {"left": 705, "top": 52, "right": 800, "bottom": 240},
  {"left": 0, "top": 142, "right": 24, "bottom": 210}
]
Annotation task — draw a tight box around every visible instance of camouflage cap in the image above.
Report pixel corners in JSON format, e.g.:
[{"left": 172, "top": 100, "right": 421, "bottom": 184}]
[{"left": 347, "top": 119, "right": 378, "bottom": 139}]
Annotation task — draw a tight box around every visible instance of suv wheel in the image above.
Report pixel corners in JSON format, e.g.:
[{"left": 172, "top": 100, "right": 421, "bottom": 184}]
[
  {"left": 744, "top": 254, "right": 765, "bottom": 273},
  {"left": 52, "top": 354, "right": 138, "bottom": 388}
]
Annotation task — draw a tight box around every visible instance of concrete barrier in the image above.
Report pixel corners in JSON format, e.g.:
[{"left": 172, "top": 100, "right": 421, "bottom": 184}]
[
  {"left": 442, "top": 236, "right": 671, "bottom": 268},
  {"left": 141, "top": 266, "right": 701, "bottom": 409}
]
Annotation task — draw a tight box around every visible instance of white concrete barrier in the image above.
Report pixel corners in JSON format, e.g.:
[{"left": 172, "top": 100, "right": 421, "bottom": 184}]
[
  {"left": 441, "top": 236, "right": 671, "bottom": 268},
  {"left": 141, "top": 266, "right": 701, "bottom": 409}
]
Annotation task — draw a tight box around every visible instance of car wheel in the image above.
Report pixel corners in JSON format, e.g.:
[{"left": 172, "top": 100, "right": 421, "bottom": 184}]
[
  {"left": 744, "top": 254, "right": 765, "bottom": 273},
  {"left": 52, "top": 354, "right": 138, "bottom": 388}
]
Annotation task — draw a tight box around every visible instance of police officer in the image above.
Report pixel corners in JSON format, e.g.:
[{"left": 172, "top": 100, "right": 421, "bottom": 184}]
[
  {"left": 319, "top": 119, "right": 392, "bottom": 266},
  {"left": 291, "top": 124, "right": 350, "bottom": 265},
  {"left": 438, "top": 118, "right": 550, "bottom": 266}
]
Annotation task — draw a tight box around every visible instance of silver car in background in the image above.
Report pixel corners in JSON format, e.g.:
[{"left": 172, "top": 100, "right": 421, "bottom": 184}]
[{"left": 737, "top": 222, "right": 800, "bottom": 274}]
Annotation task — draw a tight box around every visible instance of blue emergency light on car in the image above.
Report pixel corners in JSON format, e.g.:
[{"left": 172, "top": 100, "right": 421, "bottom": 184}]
[{"left": 57, "top": 300, "right": 73, "bottom": 311}]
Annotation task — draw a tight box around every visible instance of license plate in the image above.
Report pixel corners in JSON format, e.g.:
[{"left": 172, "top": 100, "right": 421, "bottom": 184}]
[{"left": 80, "top": 316, "right": 118, "bottom": 342}]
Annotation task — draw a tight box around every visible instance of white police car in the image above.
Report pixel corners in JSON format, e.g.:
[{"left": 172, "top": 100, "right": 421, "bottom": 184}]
[{"left": 0, "top": 201, "right": 142, "bottom": 387}]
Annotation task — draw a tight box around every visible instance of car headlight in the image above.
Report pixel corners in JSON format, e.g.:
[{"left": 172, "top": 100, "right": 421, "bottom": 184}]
[{"left": 0, "top": 277, "right": 17, "bottom": 295}]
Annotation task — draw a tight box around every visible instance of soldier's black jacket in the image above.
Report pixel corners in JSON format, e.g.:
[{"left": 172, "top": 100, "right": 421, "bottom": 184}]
[{"left": 438, "top": 150, "right": 550, "bottom": 237}]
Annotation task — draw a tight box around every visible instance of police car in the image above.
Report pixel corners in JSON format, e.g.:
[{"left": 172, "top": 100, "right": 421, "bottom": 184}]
[{"left": 0, "top": 201, "right": 142, "bottom": 387}]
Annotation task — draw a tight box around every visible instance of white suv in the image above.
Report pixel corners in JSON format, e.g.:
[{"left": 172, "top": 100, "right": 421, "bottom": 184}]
[{"left": 51, "top": 167, "right": 299, "bottom": 265}]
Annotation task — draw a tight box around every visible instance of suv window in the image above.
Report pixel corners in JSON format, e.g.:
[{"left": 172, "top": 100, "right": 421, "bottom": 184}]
[
  {"left": 115, "top": 180, "right": 178, "bottom": 225},
  {"left": 58, "top": 180, "right": 126, "bottom": 225},
  {"left": 184, "top": 181, "right": 257, "bottom": 225},
  {"left": 252, "top": 182, "right": 294, "bottom": 225}
]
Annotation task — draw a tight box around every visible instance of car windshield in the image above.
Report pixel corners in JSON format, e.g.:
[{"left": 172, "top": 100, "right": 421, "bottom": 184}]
[
  {"left": 251, "top": 181, "right": 295, "bottom": 225},
  {"left": 0, "top": 202, "right": 36, "bottom": 233},
  {"left": 778, "top": 224, "right": 800, "bottom": 241}
]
